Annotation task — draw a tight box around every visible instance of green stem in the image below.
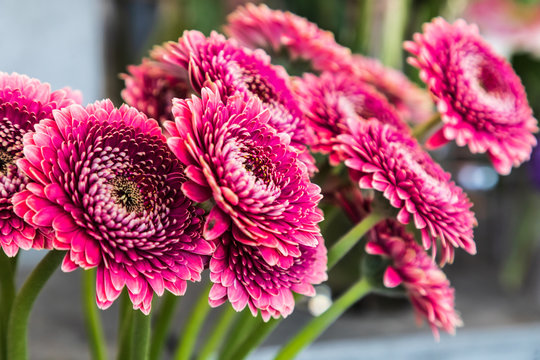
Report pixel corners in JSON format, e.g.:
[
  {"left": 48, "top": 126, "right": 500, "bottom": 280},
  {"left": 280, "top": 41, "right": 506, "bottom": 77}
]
[
  {"left": 411, "top": 113, "right": 442, "bottom": 141},
  {"left": 225, "top": 212, "right": 384, "bottom": 360},
  {"left": 327, "top": 211, "right": 384, "bottom": 269},
  {"left": 0, "top": 252, "right": 16, "bottom": 360},
  {"left": 225, "top": 318, "right": 279, "bottom": 360},
  {"left": 319, "top": 205, "right": 341, "bottom": 234},
  {"left": 273, "top": 278, "right": 372, "bottom": 360},
  {"left": 196, "top": 305, "right": 236, "bottom": 360},
  {"left": 173, "top": 282, "right": 212, "bottom": 360},
  {"left": 7, "top": 250, "right": 65, "bottom": 360},
  {"left": 131, "top": 310, "right": 151, "bottom": 360},
  {"left": 82, "top": 269, "right": 107, "bottom": 360},
  {"left": 149, "top": 292, "right": 180, "bottom": 360},
  {"left": 355, "top": 0, "right": 374, "bottom": 54},
  {"left": 10, "top": 253, "right": 20, "bottom": 274},
  {"left": 116, "top": 292, "right": 134, "bottom": 360},
  {"left": 380, "top": 0, "right": 410, "bottom": 67},
  {"left": 219, "top": 309, "right": 260, "bottom": 360}
]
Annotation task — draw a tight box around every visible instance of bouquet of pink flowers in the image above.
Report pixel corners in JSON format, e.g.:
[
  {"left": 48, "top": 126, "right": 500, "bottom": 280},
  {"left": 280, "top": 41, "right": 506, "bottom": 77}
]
[{"left": 0, "top": 4, "right": 536, "bottom": 360}]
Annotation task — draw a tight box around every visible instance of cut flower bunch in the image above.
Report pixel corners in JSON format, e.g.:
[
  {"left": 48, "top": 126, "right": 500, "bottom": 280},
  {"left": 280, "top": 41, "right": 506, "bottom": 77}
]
[{"left": 0, "top": 3, "right": 537, "bottom": 360}]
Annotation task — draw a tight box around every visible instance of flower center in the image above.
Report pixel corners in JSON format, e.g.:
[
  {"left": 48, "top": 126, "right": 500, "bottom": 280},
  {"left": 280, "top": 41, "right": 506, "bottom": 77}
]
[
  {"left": 242, "top": 70, "right": 276, "bottom": 103},
  {"left": 477, "top": 61, "right": 508, "bottom": 96},
  {"left": 0, "top": 148, "right": 14, "bottom": 175},
  {"left": 241, "top": 147, "right": 274, "bottom": 185},
  {"left": 110, "top": 176, "right": 144, "bottom": 213}
]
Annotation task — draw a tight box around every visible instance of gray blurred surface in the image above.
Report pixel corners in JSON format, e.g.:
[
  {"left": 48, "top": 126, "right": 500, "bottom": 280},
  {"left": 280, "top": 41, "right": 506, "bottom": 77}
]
[
  {"left": 252, "top": 324, "right": 540, "bottom": 360},
  {"left": 0, "top": 0, "right": 102, "bottom": 103},
  {"left": 20, "top": 256, "right": 540, "bottom": 360}
]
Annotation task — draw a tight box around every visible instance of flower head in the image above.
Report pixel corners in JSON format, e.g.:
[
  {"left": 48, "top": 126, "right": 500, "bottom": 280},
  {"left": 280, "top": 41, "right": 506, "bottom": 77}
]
[
  {"left": 337, "top": 120, "right": 476, "bottom": 264},
  {"left": 14, "top": 100, "right": 213, "bottom": 314},
  {"left": 166, "top": 84, "right": 323, "bottom": 265},
  {"left": 224, "top": 3, "right": 351, "bottom": 73},
  {"left": 121, "top": 58, "right": 190, "bottom": 125},
  {"left": 405, "top": 17, "right": 538, "bottom": 175},
  {"left": 366, "top": 220, "right": 463, "bottom": 339},
  {"left": 294, "top": 71, "right": 407, "bottom": 164},
  {"left": 209, "top": 231, "right": 327, "bottom": 321},
  {"left": 150, "top": 30, "right": 308, "bottom": 154},
  {"left": 0, "top": 72, "right": 81, "bottom": 256},
  {"left": 166, "top": 84, "right": 325, "bottom": 318}
]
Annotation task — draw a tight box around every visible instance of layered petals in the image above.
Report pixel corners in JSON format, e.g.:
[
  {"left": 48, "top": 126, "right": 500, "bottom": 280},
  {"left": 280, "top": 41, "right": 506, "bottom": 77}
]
[
  {"left": 347, "top": 56, "right": 434, "bottom": 124},
  {"left": 405, "top": 17, "right": 538, "bottom": 175},
  {"left": 14, "top": 99, "right": 212, "bottom": 314},
  {"left": 366, "top": 220, "right": 463, "bottom": 339},
  {"left": 337, "top": 120, "right": 477, "bottom": 264},
  {"left": 0, "top": 72, "right": 80, "bottom": 256},
  {"left": 166, "top": 85, "right": 326, "bottom": 316},
  {"left": 121, "top": 58, "right": 191, "bottom": 125},
  {"left": 167, "top": 84, "right": 323, "bottom": 256},
  {"left": 294, "top": 71, "right": 408, "bottom": 164},
  {"left": 224, "top": 3, "right": 351, "bottom": 73},
  {"left": 126, "top": 29, "right": 310, "bottom": 167},
  {"left": 208, "top": 231, "right": 327, "bottom": 320}
]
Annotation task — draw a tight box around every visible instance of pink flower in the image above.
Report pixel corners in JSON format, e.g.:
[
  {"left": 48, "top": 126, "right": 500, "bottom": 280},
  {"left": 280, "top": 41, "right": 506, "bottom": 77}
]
[
  {"left": 337, "top": 120, "right": 476, "bottom": 264},
  {"left": 366, "top": 220, "right": 463, "bottom": 339},
  {"left": 224, "top": 3, "right": 351, "bottom": 73},
  {"left": 165, "top": 85, "right": 326, "bottom": 316},
  {"left": 166, "top": 84, "right": 322, "bottom": 260},
  {"left": 13, "top": 100, "right": 213, "bottom": 314},
  {"left": 121, "top": 58, "right": 190, "bottom": 125},
  {"left": 149, "top": 30, "right": 309, "bottom": 156},
  {"left": 405, "top": 17, "right": 538, "bottom": 175},
  {"left": 0, "top": 72, "right": 81, "bottom": 256},
  {"left": 209, "top": 231, "right": 327, "bottom": 321},
  {"left": 293, "top": 71, "right": 407, "bottom": 164},
  {"left": 463, "top": 0, "right": 540, "bottom": 57}
]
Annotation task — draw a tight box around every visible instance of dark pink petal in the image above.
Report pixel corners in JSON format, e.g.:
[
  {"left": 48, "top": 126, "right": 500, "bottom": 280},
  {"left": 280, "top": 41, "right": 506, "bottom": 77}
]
[
  {"left": 383, "top": 266, "right": 403, "bottom": 288},
  {"left": 182, "top": 181, "right": 212, "bottom": 203},
  {"left": 204, "top": 206, "right": 231, "bottom": 240}
]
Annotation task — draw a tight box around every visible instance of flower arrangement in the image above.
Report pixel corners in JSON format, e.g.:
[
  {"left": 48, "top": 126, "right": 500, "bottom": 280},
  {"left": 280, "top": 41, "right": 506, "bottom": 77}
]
[{"left": 0, "top": 3, "right": 537, "bottom": 360}]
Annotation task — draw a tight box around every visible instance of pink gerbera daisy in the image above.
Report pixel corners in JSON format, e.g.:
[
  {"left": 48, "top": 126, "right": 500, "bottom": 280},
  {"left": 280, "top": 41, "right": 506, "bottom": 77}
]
[
  {"left": 224, "top": 3, "right": 351, "bottom": 73},
  {"left": 0, "top": 72, "right": 81, "bottom": 256},
  {"left": 13, "top": 100, "right": 213, "bottom": 314},
  {"left": 366, "top": 220, "right": 463, "bottom": 339},
  {"left": 337, "top": 120, "right": 476, "bottom": 264},
  {"left": 166, "top": 84, "right": 325, "bottom": 317},
  {"left": 405, "top": 17, "right": 538, "bottom": 175},
  {"left": 209, "top": 231, "right": 327, "bottom": 321},
  {"left": 121, "top": 58, "right": 190, "bottom": 125},
  {"left": 294, "top": 71, "right": 408, "bottom": 164},
  {"left": 165, "top": 84, "right": 323, "bottom": 267},
  {"left": 148, "top": 30, "right": 308, "bottom": 153}
]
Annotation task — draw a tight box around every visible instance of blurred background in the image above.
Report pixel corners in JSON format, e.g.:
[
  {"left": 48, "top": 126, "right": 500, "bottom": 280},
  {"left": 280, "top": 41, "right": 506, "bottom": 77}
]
[{"left": 3, "top": 0, "right": 540, "bottom": 358}]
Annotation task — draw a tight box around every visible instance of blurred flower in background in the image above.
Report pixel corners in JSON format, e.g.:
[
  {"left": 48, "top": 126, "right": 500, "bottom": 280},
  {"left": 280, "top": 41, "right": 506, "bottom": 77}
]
[{"left": 463, "top": 0, "right": 540, "bottom": 58}]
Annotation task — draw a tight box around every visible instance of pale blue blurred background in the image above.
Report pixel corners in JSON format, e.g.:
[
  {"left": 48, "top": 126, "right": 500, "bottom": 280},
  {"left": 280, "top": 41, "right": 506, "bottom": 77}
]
[{"left": 0, "top": 0, "right": 102, "bottom": 103}]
